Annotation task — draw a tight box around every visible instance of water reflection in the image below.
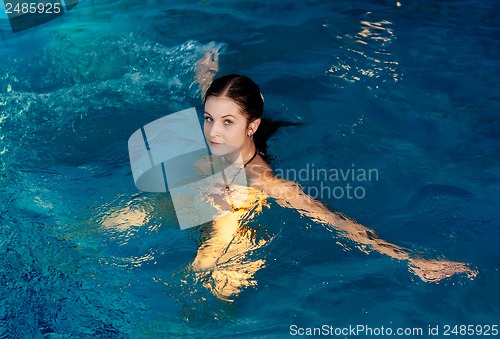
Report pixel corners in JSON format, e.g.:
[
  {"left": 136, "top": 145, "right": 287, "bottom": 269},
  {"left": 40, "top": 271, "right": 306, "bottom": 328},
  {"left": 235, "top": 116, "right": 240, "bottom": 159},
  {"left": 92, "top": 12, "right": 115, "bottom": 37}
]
[
  {"left": 101, "top": 205, "right": 149, "bottom": 231},
  {"left": 326, "top": 14, "right": 401, "bottom": 87},
  {"left": 98, "top": 184, "right": 273, "bottom": 302},
  {"left": 191, "top": 185, "right": 272, "bottom": 302},
  {"left": 95, "top": 195, "right": 175, "bottom": 272}
]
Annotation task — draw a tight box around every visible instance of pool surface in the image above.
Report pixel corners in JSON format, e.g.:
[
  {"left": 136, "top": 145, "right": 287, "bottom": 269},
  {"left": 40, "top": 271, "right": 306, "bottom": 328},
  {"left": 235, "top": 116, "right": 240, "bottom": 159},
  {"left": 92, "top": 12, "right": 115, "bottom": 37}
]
[{"left": 1, "top": 0, "right": 499, "bottom": 337}]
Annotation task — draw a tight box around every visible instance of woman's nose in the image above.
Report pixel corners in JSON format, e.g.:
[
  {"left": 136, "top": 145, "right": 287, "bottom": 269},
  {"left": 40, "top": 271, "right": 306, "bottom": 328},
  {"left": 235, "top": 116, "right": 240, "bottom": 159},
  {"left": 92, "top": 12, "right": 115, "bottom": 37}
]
[{"left": 209, "top": 123, "right": 222, "bottom": 138}]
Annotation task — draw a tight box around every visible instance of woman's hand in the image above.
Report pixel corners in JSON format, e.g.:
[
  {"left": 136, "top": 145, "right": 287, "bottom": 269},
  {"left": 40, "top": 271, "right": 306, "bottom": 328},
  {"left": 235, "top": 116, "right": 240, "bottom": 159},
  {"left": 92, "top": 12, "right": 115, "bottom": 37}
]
[
  {"left": 195, "top": 49, "right": 219, "bottom": 99},
  {"left": 408, "top": 257, "right": 478, "bottom": 283},
  {"left": 196, "top": 49, "right": 219, "bottom": 74}
]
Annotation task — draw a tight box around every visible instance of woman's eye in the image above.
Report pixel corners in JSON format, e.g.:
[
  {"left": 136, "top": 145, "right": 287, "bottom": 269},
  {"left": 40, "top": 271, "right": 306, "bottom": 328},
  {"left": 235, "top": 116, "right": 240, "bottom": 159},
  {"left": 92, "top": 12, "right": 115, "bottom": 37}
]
[
  {"left": 224, "top": 119, "right": 233, "bottom": 125},
  {"left": 204, "top": 116, "right": 213, "bottom": 123}
]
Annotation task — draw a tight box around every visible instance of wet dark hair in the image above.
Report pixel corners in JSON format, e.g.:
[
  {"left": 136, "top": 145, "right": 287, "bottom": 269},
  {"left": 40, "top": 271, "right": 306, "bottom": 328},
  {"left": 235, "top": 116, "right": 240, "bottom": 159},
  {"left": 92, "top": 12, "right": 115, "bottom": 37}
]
[
  {"left": 205, "top": 74, "right": 263, "bottom": 122},
  {"left": 204, "top": 74, "right": 299, "bottom": 161}
]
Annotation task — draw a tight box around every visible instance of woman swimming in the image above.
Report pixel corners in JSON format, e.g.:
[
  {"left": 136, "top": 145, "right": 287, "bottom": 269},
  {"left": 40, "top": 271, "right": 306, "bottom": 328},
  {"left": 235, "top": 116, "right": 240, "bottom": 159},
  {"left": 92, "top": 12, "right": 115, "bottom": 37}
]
[{"left": 191, "top": 49, "right": 477, "bottom": 301}]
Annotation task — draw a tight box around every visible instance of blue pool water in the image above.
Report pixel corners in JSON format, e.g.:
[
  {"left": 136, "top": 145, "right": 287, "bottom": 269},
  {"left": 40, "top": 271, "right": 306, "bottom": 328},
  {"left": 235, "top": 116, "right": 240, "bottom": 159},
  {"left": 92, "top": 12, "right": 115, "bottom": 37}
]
[{"left": 1, "top": 0, "right": 499, "bottom": 337}]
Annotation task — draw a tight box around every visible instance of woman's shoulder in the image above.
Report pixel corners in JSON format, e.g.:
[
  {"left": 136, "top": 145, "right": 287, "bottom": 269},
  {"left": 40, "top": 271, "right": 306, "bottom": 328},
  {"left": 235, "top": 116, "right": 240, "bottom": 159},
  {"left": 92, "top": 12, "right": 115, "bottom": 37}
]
[{"left": 246, "top": 156, "right": 275, "bottom": 185}]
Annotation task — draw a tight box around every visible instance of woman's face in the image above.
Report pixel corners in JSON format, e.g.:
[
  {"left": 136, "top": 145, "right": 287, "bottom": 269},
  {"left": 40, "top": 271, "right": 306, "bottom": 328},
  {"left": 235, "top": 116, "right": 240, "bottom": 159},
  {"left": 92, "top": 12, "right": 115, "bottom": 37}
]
[{"left": 204, "top": 96, "right": 248, "bottom": 156}]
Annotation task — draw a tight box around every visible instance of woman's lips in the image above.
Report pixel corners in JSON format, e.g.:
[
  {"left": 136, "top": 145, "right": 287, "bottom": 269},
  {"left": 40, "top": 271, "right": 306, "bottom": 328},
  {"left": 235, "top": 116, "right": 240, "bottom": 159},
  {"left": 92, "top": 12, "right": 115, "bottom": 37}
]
[{"left": 210, "top": 141, "right": 223, "bottom": 146}]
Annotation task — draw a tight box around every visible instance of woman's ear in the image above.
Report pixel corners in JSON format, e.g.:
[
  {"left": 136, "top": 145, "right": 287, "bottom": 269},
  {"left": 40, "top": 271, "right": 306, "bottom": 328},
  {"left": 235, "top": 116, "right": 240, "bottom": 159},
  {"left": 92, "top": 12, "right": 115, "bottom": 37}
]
[{"left": 248, "top": 118, "right": 261, "bottom": 135}]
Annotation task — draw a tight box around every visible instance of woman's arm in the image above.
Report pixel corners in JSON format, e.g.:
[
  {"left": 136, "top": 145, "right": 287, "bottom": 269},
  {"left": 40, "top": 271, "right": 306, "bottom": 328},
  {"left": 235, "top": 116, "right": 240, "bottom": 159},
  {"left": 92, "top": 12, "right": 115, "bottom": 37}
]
[
  {"left": 194, "top": 49, "right": 219, "bottom": 100},
  {"left": 255, "top": 174, "right": 477, "bottom": 282}
]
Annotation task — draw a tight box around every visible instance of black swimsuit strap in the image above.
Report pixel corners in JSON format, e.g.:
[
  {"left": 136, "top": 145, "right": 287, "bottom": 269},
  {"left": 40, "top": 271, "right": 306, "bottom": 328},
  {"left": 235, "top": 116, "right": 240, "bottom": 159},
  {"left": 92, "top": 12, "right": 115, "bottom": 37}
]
[{"left": 244, "top": 149, "right": 258, "bottom": 167}]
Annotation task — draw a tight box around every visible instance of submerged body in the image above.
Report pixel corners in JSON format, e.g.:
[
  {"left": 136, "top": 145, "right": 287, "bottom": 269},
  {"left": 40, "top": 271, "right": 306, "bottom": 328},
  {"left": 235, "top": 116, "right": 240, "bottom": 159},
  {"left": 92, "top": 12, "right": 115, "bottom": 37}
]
[{"left": 191, "top": 50, "right": 477, "bottom": 301}]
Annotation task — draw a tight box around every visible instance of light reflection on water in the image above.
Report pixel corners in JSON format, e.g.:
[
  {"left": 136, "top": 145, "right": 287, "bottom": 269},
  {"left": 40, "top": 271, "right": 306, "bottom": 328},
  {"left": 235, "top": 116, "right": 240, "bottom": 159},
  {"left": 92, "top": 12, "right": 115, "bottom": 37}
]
[
  {"left": 101, "top": 202, "right": 150, "bottom": 232},
  {"left": 96, "top": 183, "right": 275, "bottom": 303},
  {"left": 326, "top": 14, "right": 401, "bottom": 87}
]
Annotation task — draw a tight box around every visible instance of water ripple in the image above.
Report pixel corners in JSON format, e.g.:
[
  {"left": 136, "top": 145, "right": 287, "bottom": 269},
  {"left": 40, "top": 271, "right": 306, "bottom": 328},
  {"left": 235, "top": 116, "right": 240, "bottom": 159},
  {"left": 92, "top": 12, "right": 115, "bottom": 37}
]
[{"left": 326, "top": 13, "right": 401, "bottom": 88}]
